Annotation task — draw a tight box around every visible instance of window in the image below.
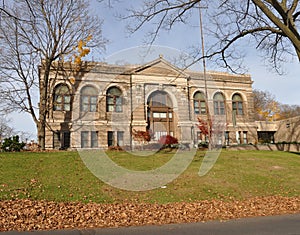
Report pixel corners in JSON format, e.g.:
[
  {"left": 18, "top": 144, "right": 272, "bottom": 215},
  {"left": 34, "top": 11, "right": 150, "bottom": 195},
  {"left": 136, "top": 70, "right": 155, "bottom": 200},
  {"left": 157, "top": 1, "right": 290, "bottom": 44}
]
[
  {"left": 106, "top": 87, "right": 123, "bottom": 112},
  {"left": 62, "top": 132, "right": 70, "bottom": 149},
  {"left": 225, "top": 131, "right": 230, "bottom": 146},
  {"left": 217, "top": 133, "right": 223, "bottom": 146},
  {"left": 258, "top": 131, "right": 275, "bottom": 143},
  {"left": 232, "top": 94, "right": 243, "bottom": 115},
  {"left": 107, "top": 131, "right": 124, "bottom": 147},
  {"left": 148, "top": 91, "right": 172, "bottom": 107},
  {"left": 197, "top": 131, "right": 202, "bottom": 143},
  {"left": 117, "top": 131, "right": 124, "bottom": 146},
  {"left": 236, "top": 131, "right": 241, "bottom": 144},
  {"left": 236, "top": 131, "right": 246, "bottom": 144},
  {"left": 81, "top": 131, "right": 89, "bottom": 148},
  {"left": 153, "top": 112, "right": 168, "bottom": 118},
  {"left": 107, "top": 131, "right": 114, "bottom": 146},
  {"left": 53, "top": 131, "right": 61, "bottom": 149},
  {"left": 154, "top": 131, "right": 168, "bottom": 141},
  {"left": 213, "top": 92, "right": 225, "bottom": 115},
  {"left": 91, "top": 131, "right": 98, "bottom": 148},
  {"left": 193, "top": 91, "right": 206, "bottom": 114},
  {"left": 80, "top": 86, "right": 98, "bottom": 112},
  {"left": 53, "top": 131, "right": 70, "bottom": 149},
  {"left": 53, "top": 84, "right": 71, "bottom": 111},
  {"left": 243, "top": 131, "right": 248, "bottom": 144},
  {"left": 81, "top": 131, "right": 98, "bottom": 148}
]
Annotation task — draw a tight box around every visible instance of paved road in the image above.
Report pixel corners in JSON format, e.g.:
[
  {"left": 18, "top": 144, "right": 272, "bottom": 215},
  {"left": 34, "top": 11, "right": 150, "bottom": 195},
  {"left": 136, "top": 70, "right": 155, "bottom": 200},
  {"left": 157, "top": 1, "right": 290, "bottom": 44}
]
[{"left": 2, "top": 213, "right": 300, "bottom": 235}]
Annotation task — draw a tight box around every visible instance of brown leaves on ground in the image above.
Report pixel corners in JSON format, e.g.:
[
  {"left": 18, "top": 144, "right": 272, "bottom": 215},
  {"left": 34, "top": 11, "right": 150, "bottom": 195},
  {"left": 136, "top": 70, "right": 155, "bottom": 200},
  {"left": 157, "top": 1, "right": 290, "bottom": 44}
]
[{"left": 1, "top": 196, "right": 300, "bottom": 231}]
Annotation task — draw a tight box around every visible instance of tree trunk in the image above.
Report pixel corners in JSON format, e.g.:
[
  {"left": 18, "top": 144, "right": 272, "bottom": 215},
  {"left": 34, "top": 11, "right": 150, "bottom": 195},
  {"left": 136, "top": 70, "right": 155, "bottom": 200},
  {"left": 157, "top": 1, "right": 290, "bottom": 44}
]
[
  {"left": 38, "top": 84, "right": 47, "bottom": 150},
  {"left": 37, "top": 121, "right": 45, "bottom": 150}
]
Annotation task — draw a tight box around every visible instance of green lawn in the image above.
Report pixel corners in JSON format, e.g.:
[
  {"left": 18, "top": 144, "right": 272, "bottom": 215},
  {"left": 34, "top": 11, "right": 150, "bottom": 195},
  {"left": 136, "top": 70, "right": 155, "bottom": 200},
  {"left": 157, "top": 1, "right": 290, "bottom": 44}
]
[{"left": 0, "top": 150, "right": 300, "bottom": 204}]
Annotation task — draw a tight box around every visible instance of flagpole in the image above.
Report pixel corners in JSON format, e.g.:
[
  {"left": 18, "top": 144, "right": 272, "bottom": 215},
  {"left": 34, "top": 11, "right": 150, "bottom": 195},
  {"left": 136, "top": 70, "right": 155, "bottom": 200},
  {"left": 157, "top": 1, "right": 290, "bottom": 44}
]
[{"left": 198, "top": 3, "right": 212, "bottom": 150}]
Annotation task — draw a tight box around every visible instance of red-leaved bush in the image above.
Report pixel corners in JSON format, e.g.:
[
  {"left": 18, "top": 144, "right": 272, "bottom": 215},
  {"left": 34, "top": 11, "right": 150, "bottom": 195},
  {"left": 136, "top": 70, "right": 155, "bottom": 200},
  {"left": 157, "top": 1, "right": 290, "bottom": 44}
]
[
  {"left": 158, "top": 135, "right": 178, "bottom": 146},
  {"left": 132, "top": 129, "right": 152, "bottom": 143}
]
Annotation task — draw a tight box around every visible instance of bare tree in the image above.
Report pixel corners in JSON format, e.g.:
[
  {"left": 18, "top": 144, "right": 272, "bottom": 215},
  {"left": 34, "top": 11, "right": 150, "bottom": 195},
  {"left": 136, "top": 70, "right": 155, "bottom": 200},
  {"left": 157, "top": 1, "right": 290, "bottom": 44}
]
[
  {"left": 279, "top": 103, "right": 300, "bottom": 118},
  {"left": 253, "top": 89, "right": 280, "bottom": 120},
  {"left": 123, "top": 0, "right": 300, "bottom": 72},
  {"left": 254, "top": 89, "right": 300, "bottom": 120},
  {"left": 0, "top": 0, "right": 106, "bottom": 149},
  {"left": 0, "top": 116, "right": 14, "bottom": 143}
]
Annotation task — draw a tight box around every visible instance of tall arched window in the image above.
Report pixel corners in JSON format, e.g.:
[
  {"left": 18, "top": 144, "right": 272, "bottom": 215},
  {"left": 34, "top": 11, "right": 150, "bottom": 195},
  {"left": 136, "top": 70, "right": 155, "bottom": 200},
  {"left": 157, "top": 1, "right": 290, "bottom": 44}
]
[
  {"left": 106, "top": 87, "right": 122, "bottom": 112},
  {"left": 232, "top": 93, "right": 243, "bottom": 115},
  {"left": 53, "top": 84, "right": 71, "bottom": 111},
  {"left": 80, "top": 86, "right": 98, "bottom": 112},
  {"left": 148, "top": 90, "right": 172, "bottom": 107},
  {"left": 213, "top": 92, "right": 225, "bottom": 115},
  {"left": 193, "top": 91, "right": 206, "bottom": 114}
]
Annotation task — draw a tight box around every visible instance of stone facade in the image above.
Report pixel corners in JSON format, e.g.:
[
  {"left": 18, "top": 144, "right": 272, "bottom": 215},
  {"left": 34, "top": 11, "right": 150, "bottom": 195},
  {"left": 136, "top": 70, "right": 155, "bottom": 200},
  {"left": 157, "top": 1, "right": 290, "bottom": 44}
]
[
  {"left": 256, "top": 116, "right": 300, "bottom": 144},
  {"left": 275, "top": 116, "right": 300, "bottom": 143},
  {"left": 42, "top": 57, "right": 258, "bottom": 149}
]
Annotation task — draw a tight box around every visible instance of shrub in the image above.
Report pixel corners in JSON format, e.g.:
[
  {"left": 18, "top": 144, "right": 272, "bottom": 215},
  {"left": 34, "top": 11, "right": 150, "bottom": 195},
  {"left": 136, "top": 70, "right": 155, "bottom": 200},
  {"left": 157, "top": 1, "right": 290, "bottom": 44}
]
[
  {"left": 1, "top": 135, "right": 25, "bottom": 152},
  {"left": 158, "top": 135, "right": 178, "bottom": 148},
  {"left": 198, "top": 141, "right": 209, "bottom": 149},
  {"left": 107, "top": 145, "right": 123, "bottom": 151},
  {"left": 132, "top": 129, "right": 152, "bottom": 143}
]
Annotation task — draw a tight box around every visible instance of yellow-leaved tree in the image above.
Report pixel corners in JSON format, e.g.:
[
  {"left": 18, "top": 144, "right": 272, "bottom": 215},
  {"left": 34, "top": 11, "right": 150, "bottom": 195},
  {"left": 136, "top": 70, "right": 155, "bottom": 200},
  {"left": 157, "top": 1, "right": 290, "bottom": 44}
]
[
  {"left": 0, "top": 0, "right": 106, "bottom": 149},
  {"left": 254, "top": 90, "right": 281, "bottom": 121},
  {"left": 73, "top": 35, "right": 93, "bottom": 67}
]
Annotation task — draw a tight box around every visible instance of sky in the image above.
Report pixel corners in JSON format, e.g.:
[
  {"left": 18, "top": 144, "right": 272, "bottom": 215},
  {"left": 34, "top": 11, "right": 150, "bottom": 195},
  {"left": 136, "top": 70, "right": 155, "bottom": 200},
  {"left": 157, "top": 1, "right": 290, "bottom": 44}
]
[
  {"left": 9, "top": 0, "right": 300, "bottom": 139},
  {"left": 93, "top": 0, "right": 300, "bottom": 105}
]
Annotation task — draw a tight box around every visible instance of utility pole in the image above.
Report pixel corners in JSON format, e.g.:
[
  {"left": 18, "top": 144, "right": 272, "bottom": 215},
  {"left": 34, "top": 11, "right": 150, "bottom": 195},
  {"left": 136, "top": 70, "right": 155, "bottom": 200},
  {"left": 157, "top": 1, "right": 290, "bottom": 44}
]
[{"left": 198, "top": 3, "right": 212, "bottom": 150}]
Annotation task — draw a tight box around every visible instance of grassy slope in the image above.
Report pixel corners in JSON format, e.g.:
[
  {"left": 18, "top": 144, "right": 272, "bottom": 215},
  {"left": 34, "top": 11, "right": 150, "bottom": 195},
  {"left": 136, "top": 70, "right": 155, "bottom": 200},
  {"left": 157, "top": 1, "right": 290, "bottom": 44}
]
[{"left": 0, "top": 150, "right": 299, "bottom": 204}]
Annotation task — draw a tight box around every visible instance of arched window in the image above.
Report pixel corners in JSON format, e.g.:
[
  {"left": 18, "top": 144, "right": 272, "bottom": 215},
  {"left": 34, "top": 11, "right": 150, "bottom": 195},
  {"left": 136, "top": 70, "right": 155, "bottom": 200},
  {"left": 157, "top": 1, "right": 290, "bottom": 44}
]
[
  {"left": 53, "top": 84, "right": 71, "bottom": 111},
  {"left": 80, "top": 86, "right": 98, "bottom": 112},
  {"left": 213, "top": 92, "right": 225, "bottom": 115},
  {"left": 106, "top": 87, "right": 122, "bottom": 112},
  {"left": 232, "top": 93, "right": 243, "bottom": 115},
  {"left": 193, "top": 91, "right": 206, "bottom": 114},
  {"left": 147, "top": 90, "right": 172, "bottom": 108}
]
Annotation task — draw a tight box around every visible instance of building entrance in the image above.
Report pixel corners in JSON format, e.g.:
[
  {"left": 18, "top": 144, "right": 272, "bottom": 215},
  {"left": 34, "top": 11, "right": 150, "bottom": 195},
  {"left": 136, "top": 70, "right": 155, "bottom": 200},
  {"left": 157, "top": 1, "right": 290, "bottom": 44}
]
[{"left": 147, "top": 91, "right": 174, "bottom": 141}]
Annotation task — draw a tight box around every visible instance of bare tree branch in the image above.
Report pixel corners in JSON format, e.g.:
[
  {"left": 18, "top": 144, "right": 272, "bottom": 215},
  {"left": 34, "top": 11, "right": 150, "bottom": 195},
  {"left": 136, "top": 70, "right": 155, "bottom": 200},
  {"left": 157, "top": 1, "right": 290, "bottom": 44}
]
[
  {"left": 0, "top": 0, "right": 106, "bottom": 149},
  {"left": 124, "top": 0, "right": 300, "bottom": 72}
]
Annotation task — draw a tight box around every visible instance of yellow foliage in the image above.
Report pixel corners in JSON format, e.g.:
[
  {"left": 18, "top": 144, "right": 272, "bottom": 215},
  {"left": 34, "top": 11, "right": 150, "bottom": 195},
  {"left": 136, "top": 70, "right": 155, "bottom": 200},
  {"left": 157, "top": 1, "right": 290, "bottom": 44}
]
[
  {"left": 80, "top": 48, "right": 90, "bottom": 57},
  {"left": 273, "top": 113, "right": 282, "bottom": 121},
  {"left": 74, "top": 56, "right": 81, "bottom": 65},
  {"left": 257, "top": 101, "right": 281, "bottom": 121},
  {"left": 86, "top": 35, "right": 93, "bottom": 41},
  {"left": 72, "top": 35, "right": 92, "bottom": 67},
  {"left": 69, "top": 77, "right": 76, "bottom": 85}
]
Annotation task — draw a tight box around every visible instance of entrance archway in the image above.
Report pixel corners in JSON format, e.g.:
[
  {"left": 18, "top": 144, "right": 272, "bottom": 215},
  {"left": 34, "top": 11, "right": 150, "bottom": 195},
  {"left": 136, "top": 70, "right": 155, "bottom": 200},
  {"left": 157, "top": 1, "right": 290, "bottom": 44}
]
[{"left": 147, "top": 91, "right": 174, "bottom": 141}]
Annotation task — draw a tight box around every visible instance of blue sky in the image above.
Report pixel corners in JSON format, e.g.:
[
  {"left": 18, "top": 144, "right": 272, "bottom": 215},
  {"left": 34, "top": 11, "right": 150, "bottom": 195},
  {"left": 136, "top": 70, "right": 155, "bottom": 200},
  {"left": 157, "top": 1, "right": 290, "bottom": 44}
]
[
  {"left": 94, "top": 0, "right": 299, "bottom": 104},
  {"left": 10, "top": 0, "right": 300, "bottom": 139}
]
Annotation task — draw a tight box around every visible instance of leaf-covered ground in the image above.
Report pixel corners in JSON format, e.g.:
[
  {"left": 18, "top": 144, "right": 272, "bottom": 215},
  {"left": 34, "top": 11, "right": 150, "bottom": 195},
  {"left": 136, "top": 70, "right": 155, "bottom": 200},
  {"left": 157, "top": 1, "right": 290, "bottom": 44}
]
[{"left": 1, "top": 196, "right": 300, "bottom": 231}]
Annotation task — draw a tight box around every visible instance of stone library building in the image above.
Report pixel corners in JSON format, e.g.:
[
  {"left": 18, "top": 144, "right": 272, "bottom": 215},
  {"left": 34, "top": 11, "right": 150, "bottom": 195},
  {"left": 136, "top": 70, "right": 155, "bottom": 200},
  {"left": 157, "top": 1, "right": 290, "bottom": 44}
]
[{"left": 42, "top": 56, "right": 289, "bottom": 150}]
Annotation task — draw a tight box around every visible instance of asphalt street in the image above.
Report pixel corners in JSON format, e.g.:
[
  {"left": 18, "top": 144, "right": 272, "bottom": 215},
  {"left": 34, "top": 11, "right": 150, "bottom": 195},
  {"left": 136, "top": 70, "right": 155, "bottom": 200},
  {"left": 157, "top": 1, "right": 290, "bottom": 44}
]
[{"left": 1, "top": 213, "right": 300, "bottom": 235}]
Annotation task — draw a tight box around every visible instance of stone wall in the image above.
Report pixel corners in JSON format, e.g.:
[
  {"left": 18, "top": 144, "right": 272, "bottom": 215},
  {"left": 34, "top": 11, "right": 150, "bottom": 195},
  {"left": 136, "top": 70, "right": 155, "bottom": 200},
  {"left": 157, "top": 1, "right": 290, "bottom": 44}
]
[
  {"left": 43, "top": 58, "right": 257, "bottom": 149},
  {"left": 227, "top": 143, "right": 300, "bottom": 152},
  {"left": 275, "top": 116, "right": 300, "bottom": 143}
]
